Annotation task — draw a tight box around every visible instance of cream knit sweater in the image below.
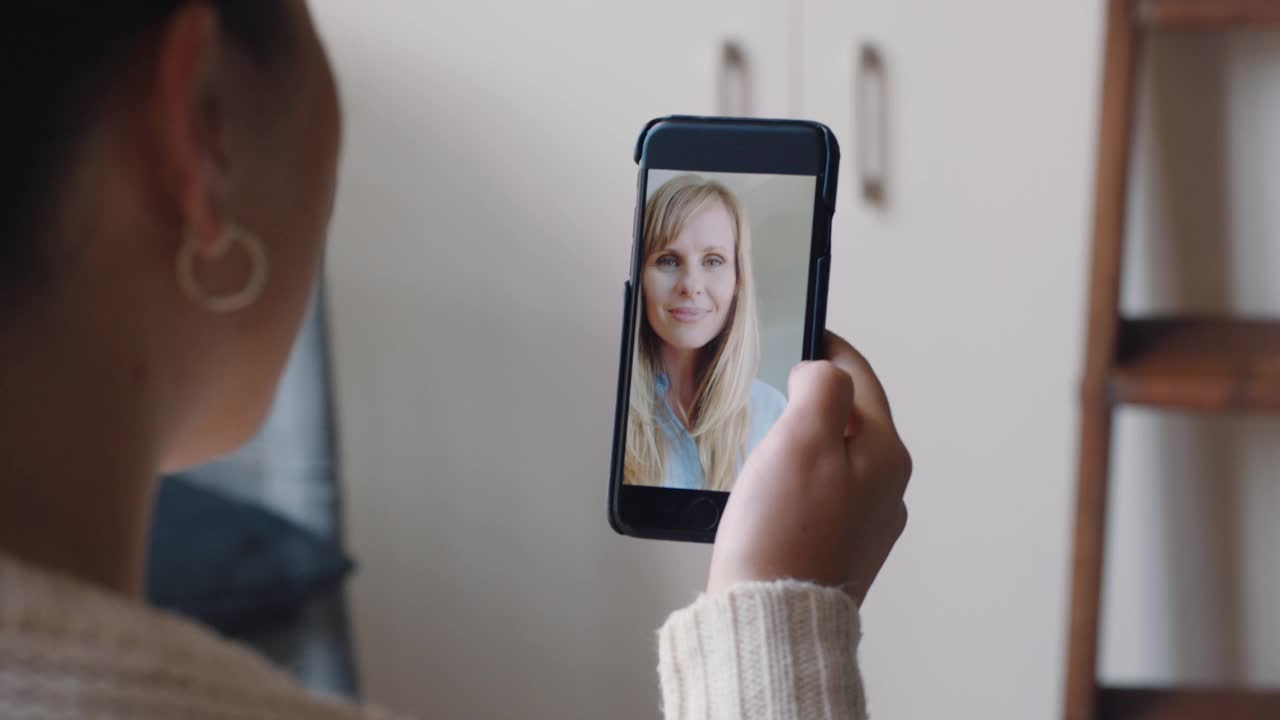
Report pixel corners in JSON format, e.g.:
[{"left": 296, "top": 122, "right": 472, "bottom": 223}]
[{"left": 0, "top": 554, "right": 866, "bottom": 719}]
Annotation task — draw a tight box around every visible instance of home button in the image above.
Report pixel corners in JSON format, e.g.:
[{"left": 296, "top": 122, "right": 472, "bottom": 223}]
[{"left": 681, "top": 498, "right": 721, "bottom": 531}]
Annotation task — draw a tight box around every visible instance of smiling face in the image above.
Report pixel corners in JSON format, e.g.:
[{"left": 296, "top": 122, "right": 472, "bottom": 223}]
[{"left": 642, "top": 202, "right": 739, "bottom": 352}]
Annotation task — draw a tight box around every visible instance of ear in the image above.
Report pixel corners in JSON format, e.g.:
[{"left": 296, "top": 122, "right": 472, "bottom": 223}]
[{"left": 148, "top": 3, "right": 232, "bottom": 256}]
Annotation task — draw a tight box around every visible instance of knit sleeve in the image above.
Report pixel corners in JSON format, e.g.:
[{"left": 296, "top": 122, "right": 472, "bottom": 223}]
[{"left": 657, "top": 580, "right": 866, "bottom": 720}]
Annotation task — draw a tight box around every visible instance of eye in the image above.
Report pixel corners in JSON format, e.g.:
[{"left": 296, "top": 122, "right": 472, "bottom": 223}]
[
  {"left": 704, "top": 255, "right": 726, "bottom": 268},
  {"left": 654, "top": 254, "right": 678, "bottom": 269}
]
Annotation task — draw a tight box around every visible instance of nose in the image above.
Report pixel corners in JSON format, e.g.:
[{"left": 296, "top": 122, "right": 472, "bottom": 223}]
[{"left": 675, "top": 266, "right": 704, "bottom": 297}]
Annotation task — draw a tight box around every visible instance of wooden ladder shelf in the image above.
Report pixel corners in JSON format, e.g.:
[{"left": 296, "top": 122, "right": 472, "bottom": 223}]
[{"left": 1064, "top": 1, "right": 1280, "bottom": 719}]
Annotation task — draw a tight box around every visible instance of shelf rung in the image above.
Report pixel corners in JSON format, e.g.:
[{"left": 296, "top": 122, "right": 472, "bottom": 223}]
[
  {"left": 1107, "top": 317, "right": 1280, "bottom": 413},
  {"left": 1137, "top": 0, "right": 1280, "bottom": 28},
  {"left": 1100, "top": 687, "right": 1280, "bottom": 719}
]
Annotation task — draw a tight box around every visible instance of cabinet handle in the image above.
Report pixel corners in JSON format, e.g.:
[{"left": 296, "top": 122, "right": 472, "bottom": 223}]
[
  {"left": 717, "top": 40, "right": 753, "bottom": 117},
  {"left": 855, "top": 43, "right": 887, "bottom": 207}
]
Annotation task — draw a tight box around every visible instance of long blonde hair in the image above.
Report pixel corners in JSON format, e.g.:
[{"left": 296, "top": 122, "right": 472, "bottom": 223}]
[{"left": 625, "top": 174, "right": 760, "bottom": 491}]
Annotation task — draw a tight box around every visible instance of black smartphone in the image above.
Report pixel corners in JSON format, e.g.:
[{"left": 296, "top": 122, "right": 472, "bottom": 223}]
[{"left": 608, "top": 116, "right": 840, "bottom": 543}]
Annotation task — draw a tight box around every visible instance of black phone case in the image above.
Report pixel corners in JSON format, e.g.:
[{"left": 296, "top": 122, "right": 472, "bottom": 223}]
[{"left": 608, "top": 116, "right": 839, "bottom": 544}]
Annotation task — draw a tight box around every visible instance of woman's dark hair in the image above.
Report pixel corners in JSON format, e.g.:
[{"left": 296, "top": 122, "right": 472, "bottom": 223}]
[{"left": 3, "top": 2, "right": 289, "bottom": 298}]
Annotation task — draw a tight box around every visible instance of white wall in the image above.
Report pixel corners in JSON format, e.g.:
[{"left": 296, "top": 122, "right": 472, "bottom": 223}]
[
  {"left": 313, "top": 0, "right": 1280, "bottom": 716},
  {"left": 737, "top": 174, "right": 817, "bottom": 391}
]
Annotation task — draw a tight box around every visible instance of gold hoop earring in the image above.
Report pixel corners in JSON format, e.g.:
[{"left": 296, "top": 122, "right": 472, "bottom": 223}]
[{"left": 177, "top": 223, "right": 270, "bottom": 313}]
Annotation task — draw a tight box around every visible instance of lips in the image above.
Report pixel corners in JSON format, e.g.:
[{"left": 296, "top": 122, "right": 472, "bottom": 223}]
[{"left": 668, "top": 306, "right": 708, "bottom": 323}]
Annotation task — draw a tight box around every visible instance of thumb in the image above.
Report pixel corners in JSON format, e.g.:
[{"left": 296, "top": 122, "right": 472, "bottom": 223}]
[{"left": 784, "top": 360, "right": 855, "bottom": 444}]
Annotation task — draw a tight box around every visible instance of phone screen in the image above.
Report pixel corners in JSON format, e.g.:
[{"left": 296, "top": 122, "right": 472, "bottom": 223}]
[{"left": 623, "top": 169, "right": 818, "bottom": 493}]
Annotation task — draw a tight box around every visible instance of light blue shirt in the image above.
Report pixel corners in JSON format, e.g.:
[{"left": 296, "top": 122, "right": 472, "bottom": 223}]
[{"left": 654, "top": 374, "right": 788, "bottom": 490}]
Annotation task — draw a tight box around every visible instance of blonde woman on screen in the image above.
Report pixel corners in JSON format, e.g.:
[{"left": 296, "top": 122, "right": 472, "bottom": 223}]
[{"left": 626, "top": 174, "right": 787, "bottom": 491}]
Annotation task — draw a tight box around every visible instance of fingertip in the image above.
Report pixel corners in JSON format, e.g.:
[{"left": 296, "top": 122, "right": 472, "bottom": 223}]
[
  {"left": 787, "top": 359, "right": 819, "bottom": 389},
  {"left": 794, "top": 360, "right": 854, "bottom": 399},
  {"left": 786, "top": 360, "right": 855, "bottom": 437},
  {"left": 824, "top": 330, "right": 854, "bottom": 355},
  {"left": 823, "top": 331, "right": 895, "bottom": 425}
]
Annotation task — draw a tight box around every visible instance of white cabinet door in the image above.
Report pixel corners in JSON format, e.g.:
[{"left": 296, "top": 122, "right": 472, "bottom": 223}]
[
  {"left": 799, "top": 2, "right": 1104, "bottom": 717},
  {"left": 309, "top": 1, "right": 789, "bottom": 717}
]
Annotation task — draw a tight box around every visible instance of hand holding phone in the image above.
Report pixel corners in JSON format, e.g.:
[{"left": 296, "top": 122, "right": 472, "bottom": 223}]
[{"left": 707, "top": 332, "right": 912, "bottom": 606}]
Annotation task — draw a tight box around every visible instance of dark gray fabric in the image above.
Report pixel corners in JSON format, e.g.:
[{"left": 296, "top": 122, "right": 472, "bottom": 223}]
[{"left": 147, "top": 474, "right": 354, "bottom": 635}]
